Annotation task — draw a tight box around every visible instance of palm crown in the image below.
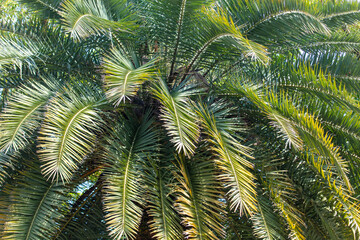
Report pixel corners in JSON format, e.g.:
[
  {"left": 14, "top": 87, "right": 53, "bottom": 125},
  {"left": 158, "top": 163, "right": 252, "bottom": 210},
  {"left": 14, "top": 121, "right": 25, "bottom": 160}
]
[{"left": 1, "top": 0, "right": 360, "bottom": 239}]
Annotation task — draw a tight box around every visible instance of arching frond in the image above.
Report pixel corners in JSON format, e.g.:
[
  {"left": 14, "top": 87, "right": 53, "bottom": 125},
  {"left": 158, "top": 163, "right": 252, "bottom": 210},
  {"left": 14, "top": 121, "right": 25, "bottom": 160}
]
[
  {"left": 102, "top": 112, "right": 157, "bottom": 240},
  {"left": 55, "top": 177, "right": 107, "bottom": 239},
  {"left": 175, "top": 154, "right": 225, "bottom": 240},
  {"left": 265, "top": 168, "right": 305, "bottom": 240},
  {"left": 145, "top": 0, "right": 212, "bottom": 76},
  {"left": 299, "top": 29, "right": 360, "bottom": 53},
  {"left": 225, "top": 83, "right": 352, "bottom": 192},
  {"left": 0, "top": 36, "right": 40, "bottom": 73},
  {"left": 302, "top": 153, "right": 360, "bottom": 238},
  {"left": 246, "top": 10, "right": 330, "bottom": 46},
  {"left": 0, "top": 161, "right": 69, "bottom": 240},
  {"left": 0, "top": 17, "right": 104, "bottom": 82},
  {"left": 186, "top": 7, "right": 269, "bottom": 72},
  {"left": 0, "top": 152, "right": 13, "bottom": 185},
  {"left": 152, "top": 79, "right": 200, "bottom": 157},
  {"left": 275, "top": 64, "right": 360, "bottom": 113},
  {"left": 0, "top": 80, "right": 55, "bottom": 153},
  {"left": 322, "top": 10, "right": 360, "bottom": 28},
  {"left": 144, "top": 148, "right": 183, "bottom": 240},
  {"left": 196, "top": 100, "right": 257, "bottom": 215},
  {"left": 104, "top": 48, "right": 156, "bottom": 105},
  {"left": 17, "top": 0, "right": 62, "bottom": 19},
  {"left": 251, "top": 195, "right": 286, "bottom": 240},
  {"left": 38, "top": 85, "right": 105, "bottom": 182},
  {"left": 60, "top": 0, "right": 136, "bottom": 40}
]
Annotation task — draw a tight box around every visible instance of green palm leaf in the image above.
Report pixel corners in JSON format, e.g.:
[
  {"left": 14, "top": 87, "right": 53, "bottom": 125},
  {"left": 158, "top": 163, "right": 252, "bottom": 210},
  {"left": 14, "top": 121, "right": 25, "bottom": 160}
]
[
  {"left": 17, "top": 0, "right": 62, "bottom": 19},
  {"left": 60, "top": 0, "right": 136, "bottom": 40},
  {"left": 55, "top": 177, "right": 107, "bottom": 239},
  {"left": 102, "top": 112, "right": 157, "bottom": 239},
  {"left": 274, "top": 63, "right": 360, "bottom": 111},
  {"left": 227, "top": 83, "right": 352, "bottom": 192},
  {"left": 0, "top": 36, "right": 40, "bottom": 73},
  {"left": 0, "top": 161, "right": 69, "bottom": 240},
  {"left": 299, "top": 29, "right": 360, "bottom": 54},
  {"left": 196, "top": 100, "right": 257, "bottom": 215},
  {"left": 104, "top": 48, "right": 156, "bottom": 105},
  {"left": 265, "top": 169, "right": 305, "bottom": 240},
  {"left": 246, "top": 10, "right": 330, "bottom": 46},
  {"left": 0, "top": 152, "right": 13, "bottom": 185},
  {"left": 38, "top": 85, "right": 105, "bottom": 182},
  {"left": 303, "top": 153, "right": 360, "bottom": 237},
  {"left": 0, "top": 80, "right": 55, "bottom": 153},
  {"left": 175, "top": 154, "right": 225, "bottom": 240},
  {"left": 251, "top": 195, "right": 286, "bottom": 240},
  {"left": 144, "top": 149, "right": 183, "bottom": 240},
  {"left": 185, "top": 7, "right": 269, "bottom": 74},
  {"left": 152, "top": 79, "right": 200, "bottom": 157}
]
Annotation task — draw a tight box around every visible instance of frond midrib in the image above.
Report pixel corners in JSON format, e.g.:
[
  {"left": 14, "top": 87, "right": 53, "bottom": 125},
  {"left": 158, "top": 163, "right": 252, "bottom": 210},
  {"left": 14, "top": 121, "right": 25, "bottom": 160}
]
[
  {"left": 121, "top": 127, "right": 140, "bottom": 234},
  {"left": 57, "top": 105, "right": 90, "bottom": 171},
  {"left": 25, "top": 182, "right": 55, "bottom": 240},
  {"left": 5, "top": 102, "right": 43, "bottom": 151}
]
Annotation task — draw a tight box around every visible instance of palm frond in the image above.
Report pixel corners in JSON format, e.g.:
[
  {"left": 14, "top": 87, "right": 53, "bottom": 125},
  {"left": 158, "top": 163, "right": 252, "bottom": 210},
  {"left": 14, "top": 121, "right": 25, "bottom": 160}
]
[
  {"left": 0, "top": 36, "right": 40, "bottom": 74},
  {"left": 60, "top": 0, "right": 136, "bottom": 40},
  {"left": 104, "top": 48, "right": 156, "bottom": 105},
  {"left": 144, "top": 0, "right": 211, "bottom": 76},
  {"left": 196, "top": 100, "right": 257, "bottom": 215},
  {"left": 226, "top": 82, "right": 352, "bottom": 192},
  {"left": 299, "top": 28, "right": 360, "bottom": 54},
  {"left": 102, "top": 112, "right": 157, "bottom": 239},
  {"left": 151, "top": 79, "right": 200, "bottom": 157},
  {"left": 175, "top": 154, "right": 225, "bottom": 240},
  {"left": 0, "top": 17, "right": 104, "bottom": 82},
  {"left": 275, "top": 63, "right": 360, "bottom": 113},
  {"left": 265, "top": 169, "right": 305, "bottom": 240},
  {"left": 0, "top": 152, "right": 13, "bottom": 185},
  {"left": 246, "top": 10, "right": 330, "bottom": 47},
  {"left": 322, "top": 10, "right": 360, "bottom": 28},
  {"left": 251, "top": 195, "right": 286, "bottom": 240},
  {"left": 302, "top": 153, "right": 360, "bottom": 238},
  {"left": 38, "top": 84, "right": 105, "bottom": 182},
  {"left": 312, "top": 200, "right": 353, "bottom": 240},
  {"left": 0, "top": 80, "right": 55, "bottom": 153},
  {"left": 168, "top": 0, "right": 211, "bottom": 76},
  {"left": 17, "top": 0, "right": 62, "bottom": 19},
  {"left": 272, "top": 95, "right": 352, "bottom": 192},
  {"left": 186, "top": 7, "right": 269, "bottom": 73},
  {"left": 144, "top": 147, "right": 183, "bottom": 240},
  {"left": 222, "top": 0, "right": 360, "bottom": 31},
  {"left": 0, "top": 160, "right": 69, "bottom": 239},
  {"left": 55, "top": 177, "right": 108, "bottom": 239}
]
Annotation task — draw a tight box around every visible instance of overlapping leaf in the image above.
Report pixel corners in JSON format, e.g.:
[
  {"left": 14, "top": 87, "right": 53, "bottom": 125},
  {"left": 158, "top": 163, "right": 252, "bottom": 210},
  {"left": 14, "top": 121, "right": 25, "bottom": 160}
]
[{"left": 0, "top": 161, "right": 69, "bottom": 240}]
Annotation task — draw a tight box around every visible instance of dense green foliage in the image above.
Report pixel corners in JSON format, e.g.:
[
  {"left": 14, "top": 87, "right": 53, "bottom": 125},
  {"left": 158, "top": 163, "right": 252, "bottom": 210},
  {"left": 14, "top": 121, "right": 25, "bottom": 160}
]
[{"left": 1, "top": 0, "right": 360, "bottom": 239}]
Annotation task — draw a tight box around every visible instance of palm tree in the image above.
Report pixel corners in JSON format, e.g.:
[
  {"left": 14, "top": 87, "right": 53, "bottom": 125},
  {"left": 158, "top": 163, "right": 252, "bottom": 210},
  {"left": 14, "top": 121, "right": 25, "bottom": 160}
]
[{"left": 1, "top": 0, "right": 360, "bottom": 239}]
